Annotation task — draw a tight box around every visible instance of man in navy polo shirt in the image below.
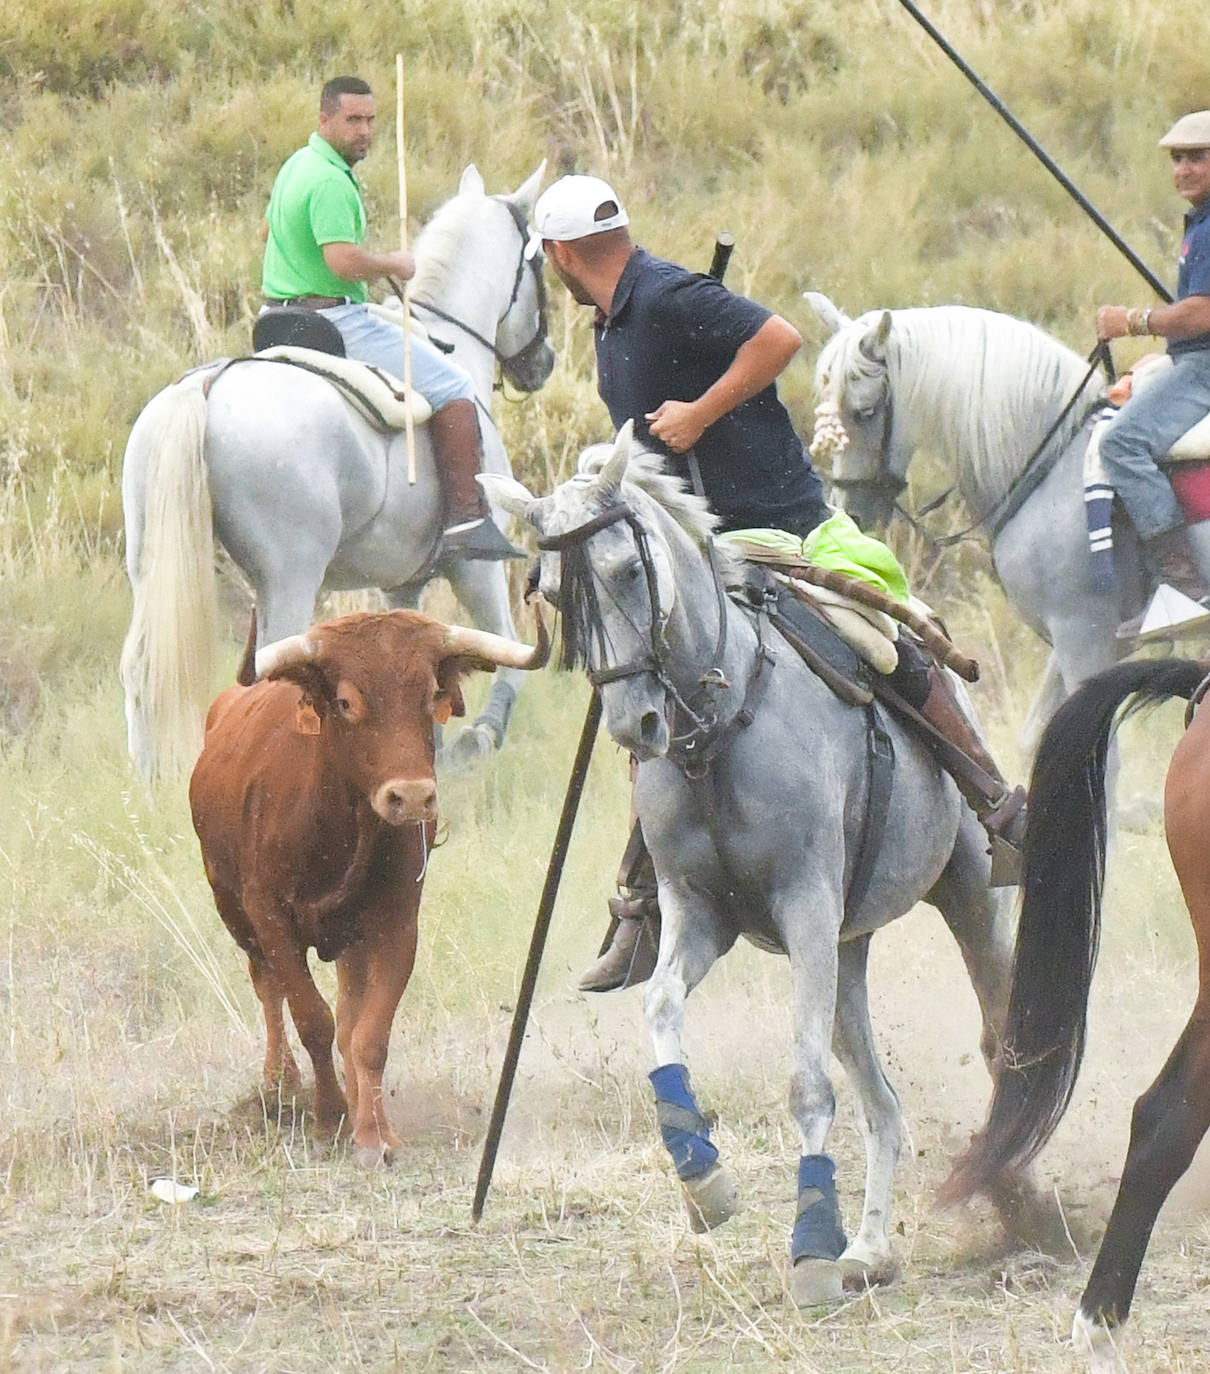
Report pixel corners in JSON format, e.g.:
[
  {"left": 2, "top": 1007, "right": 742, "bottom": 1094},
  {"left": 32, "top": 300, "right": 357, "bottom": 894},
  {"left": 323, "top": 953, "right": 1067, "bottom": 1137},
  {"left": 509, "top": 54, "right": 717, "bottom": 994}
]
[
  {"left": 530, "top": 175, "right": 833, "bottom": 990},
  {"left": 1095, "top": 109, "right": 1210, "bottom": 634},
  {"left": 531, "top": 175, "right": 830, "bottom": 540}
]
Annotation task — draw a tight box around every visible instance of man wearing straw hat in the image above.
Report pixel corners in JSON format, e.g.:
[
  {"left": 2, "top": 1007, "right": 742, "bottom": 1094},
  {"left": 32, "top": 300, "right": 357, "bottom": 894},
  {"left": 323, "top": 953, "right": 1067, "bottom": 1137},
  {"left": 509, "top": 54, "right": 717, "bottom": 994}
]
[
  {"left": 262, "top": 75, "right": 520, "bottom": 560},
  {"left": 1095, "top": 109, "right": 1210, "bottom": 632}
]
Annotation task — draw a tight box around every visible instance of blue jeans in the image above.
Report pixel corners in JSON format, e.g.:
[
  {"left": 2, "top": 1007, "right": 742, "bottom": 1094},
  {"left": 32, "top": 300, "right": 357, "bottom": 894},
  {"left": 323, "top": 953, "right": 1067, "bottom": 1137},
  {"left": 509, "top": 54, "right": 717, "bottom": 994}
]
[
  {"left": 1099, "top": 348, "right": 1210, "bottom": 539},
  {"left": 322, "top": 304, "right": 475, "bottom": 410}
]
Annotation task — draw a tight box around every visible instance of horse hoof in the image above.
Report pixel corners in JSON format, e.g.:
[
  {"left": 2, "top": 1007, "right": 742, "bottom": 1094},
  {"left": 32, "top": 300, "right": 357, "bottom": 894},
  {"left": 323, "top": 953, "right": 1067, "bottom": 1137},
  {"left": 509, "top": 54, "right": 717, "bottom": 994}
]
[
  {"left": 441, "top": 724, "right": 495, "bottom": 773},
  {"left": 839, "top": 1253, "right": 899, "bottom": 1290},
  {"left": 1072, "top": 1310, "right": 1127, "bottom": 1372},
  {"left": 790, "top": 1257, "right": 844, "bottom": 1308},
  {"left": 682, "top": 1164, "right": 738, "bottom": 1233}
]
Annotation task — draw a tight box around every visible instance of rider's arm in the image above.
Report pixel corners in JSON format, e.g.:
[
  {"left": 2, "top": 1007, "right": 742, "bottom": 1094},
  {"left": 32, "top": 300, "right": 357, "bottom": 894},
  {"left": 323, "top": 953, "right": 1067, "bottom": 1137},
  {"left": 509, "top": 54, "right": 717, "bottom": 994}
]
[
  {"left": 322, "top": 242, "right": 415, "bottom": 285},
  {"left": 1096, "top": 295, "right": 1210, "bottom": 341},
  {"left": 646, "top": 315, "right": 802, "bottom": 454}
]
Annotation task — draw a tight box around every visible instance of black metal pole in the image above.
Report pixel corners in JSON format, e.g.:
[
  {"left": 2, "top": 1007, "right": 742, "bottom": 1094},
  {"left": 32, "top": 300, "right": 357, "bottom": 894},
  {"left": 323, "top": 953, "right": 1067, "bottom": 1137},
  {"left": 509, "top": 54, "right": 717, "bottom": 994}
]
[
  {"left": 896, "top": 0, "right": 1172, "bottom": 302},
  {"left": 472, "top": 687, "right": 603, "bottom": 1221},
  {"left": 708, "top": 232, "right": 735, "bottom": 282}
]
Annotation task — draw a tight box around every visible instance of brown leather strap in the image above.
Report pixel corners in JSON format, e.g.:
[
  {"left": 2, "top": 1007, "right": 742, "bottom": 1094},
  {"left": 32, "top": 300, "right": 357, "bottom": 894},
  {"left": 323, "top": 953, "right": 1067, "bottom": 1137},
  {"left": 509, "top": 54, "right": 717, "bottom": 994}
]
[{"left": 871, "top": 678, "right": 1003, "bottom": 801}]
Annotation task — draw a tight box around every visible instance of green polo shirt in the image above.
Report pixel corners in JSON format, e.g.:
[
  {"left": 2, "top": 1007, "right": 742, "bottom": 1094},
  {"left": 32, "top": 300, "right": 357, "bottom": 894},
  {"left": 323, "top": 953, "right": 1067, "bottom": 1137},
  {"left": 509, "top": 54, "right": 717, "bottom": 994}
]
[{"left": 261, "top": 133, "right": 369, "bottom": 302}]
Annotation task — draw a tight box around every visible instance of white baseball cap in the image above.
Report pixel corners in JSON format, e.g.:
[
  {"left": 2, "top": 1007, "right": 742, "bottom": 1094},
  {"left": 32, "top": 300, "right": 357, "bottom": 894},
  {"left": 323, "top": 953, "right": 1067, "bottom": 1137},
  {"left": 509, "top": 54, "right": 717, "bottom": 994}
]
[
  {"left": 524, "top": 175, "right": 628, "bottom": 258},
  {"left": 1159, "top": 110, "right": 1210, "bottom": 150}
]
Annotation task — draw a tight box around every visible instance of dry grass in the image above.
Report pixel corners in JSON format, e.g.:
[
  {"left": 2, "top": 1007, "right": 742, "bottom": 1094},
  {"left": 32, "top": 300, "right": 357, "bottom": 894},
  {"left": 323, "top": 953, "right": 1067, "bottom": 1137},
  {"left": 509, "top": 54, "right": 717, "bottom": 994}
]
[{"left": 3, "top": 0, "right": 1210, "bottom": 1367}]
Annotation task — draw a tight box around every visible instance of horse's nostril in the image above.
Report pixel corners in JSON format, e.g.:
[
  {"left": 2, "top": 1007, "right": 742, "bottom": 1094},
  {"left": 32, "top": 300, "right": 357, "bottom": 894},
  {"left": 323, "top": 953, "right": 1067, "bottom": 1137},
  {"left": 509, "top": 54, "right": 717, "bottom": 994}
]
[{"left": 639, "top": 711, "right": 663, "bottom": 746}]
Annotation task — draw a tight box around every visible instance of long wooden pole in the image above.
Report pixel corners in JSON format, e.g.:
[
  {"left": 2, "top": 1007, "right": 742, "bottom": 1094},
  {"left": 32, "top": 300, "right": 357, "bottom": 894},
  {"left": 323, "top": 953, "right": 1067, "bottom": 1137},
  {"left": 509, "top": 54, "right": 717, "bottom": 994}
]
[
  {"left": 472, "top": 688, "right": 603, "bottom": 1221},
  {"left": 396, "top": 53, "right": 418, "bottom": 483},
  {"left": 894, "top": 0, "right": 1171, "bottom": 301}
]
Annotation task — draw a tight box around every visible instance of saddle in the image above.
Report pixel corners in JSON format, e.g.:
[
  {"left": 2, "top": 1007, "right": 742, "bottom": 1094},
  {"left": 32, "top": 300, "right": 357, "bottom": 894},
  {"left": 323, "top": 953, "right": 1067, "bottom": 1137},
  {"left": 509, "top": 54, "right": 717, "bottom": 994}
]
[{"left": 251, "top": 305, "right": 435, "bottom": 434}]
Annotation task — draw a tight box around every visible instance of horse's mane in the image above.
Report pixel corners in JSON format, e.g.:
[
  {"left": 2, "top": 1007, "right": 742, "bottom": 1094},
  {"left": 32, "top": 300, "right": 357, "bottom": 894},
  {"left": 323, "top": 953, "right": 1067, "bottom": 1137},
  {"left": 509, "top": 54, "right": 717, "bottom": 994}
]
[
  {"left": 576, "top": 441, "right": 734, "bottom": 564},
  {"left": 817, "top": 305, "right": 1102, "bottom": 504},
  {"left": 553, "top": 441, "right": 740, "bottom": 672},
  {"left": 410, "top": 191, "right": 512, "bottom": 305}
]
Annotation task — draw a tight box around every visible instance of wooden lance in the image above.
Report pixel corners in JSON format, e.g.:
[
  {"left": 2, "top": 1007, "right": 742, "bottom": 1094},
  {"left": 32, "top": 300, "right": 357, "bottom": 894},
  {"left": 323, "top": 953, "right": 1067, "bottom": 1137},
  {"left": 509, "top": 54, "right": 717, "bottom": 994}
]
[{"left": 396, "top": 54, "right": 418, "bottom": 483}]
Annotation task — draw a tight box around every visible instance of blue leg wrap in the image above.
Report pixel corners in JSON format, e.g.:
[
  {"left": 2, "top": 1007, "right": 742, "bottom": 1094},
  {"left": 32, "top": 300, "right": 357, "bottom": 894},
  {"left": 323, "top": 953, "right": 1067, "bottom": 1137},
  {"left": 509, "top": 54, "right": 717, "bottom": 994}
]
[
  {"left": 791, "top": 1154, "right": 847, "bottom": 1263},
  {"left": 649, "top": 1063, "right": 719, "bottom": 1181}
]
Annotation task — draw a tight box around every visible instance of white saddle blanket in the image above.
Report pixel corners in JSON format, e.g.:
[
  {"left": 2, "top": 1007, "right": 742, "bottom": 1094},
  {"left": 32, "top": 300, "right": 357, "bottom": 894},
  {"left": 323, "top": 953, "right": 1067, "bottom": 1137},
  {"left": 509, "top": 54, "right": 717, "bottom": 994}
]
[
  {"left": 257, "top": 346, "right": 433, "bottom": 432},
  {"left": 778, "top": 577, "right": 901, "bottom": 675}
]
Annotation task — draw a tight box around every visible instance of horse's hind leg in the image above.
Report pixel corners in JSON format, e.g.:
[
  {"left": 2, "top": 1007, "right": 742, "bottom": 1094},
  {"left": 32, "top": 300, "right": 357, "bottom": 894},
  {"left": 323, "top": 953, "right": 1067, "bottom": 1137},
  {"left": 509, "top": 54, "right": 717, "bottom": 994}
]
[
  {"left": 831, "top": 935, "right": 902, "bottom": 1289},
  {"left": 1074, "top": 1009, "right": 1210, "bottom": 1348},
  {"left": 1077, "top": 717, "right": 1210, "bottom": 1346},
  {"left": 929, "top": 817, "right": 1069, "bottom": 1249}
]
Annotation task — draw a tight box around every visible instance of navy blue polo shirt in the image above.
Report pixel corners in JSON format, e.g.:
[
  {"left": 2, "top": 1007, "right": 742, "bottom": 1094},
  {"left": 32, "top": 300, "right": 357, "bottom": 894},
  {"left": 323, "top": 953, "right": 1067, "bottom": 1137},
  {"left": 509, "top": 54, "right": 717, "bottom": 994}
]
[
  {"left": 1172, "top": 197, "right": 1210, "bottom": 357},
  {"left": 594, "top": 249, "right": 829, "bottom": 537}
]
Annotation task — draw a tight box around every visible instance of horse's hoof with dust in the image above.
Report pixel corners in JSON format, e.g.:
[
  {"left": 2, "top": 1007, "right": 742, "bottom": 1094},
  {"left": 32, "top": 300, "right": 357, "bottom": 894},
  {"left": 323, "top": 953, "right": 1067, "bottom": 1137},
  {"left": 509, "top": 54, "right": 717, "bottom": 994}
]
[
  {"left": 682, "top": 1164, "right": 738, "bottom": 1233},
  {"left": 839, "top": 1253, "right": 899, "bottom": 1291},
  {"left": 441, "top": 724, "right": 495, "bottom": 773},
  {"left": 1071, "top": 1309, "right": 1128, "bottom": 1373},
  {"left": 790, "top": 1257, "right": 844, "bottom": 1308}
]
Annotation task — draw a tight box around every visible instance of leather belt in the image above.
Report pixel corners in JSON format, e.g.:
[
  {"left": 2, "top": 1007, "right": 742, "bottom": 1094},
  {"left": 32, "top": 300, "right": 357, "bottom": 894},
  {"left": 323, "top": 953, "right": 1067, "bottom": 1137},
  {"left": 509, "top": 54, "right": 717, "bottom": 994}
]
[{"left": 265, "top": 295, "right": 351, "bottom": 309}]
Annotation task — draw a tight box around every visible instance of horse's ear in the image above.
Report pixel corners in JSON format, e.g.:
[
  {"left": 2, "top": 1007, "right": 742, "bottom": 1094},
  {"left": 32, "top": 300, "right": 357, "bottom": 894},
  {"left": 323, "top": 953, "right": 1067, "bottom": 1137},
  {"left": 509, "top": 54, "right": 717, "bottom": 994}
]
[
  {"left": 459, "top": 165, "right": 486, "bottom": 197},
  {"left": 803, "top": 291, "right": 850, "bottom": 336},
  {"left": 859, "top": 311, "right": 893, "bottom": 363},
  {"left": 597, "top": 419, "right": 634, "bottom": 498},
  {"left": 511, "top": 160, "right": 547, "bottom": 215},
  {"left": 478, "top": 472, "right": 548, "bottom": 525}
]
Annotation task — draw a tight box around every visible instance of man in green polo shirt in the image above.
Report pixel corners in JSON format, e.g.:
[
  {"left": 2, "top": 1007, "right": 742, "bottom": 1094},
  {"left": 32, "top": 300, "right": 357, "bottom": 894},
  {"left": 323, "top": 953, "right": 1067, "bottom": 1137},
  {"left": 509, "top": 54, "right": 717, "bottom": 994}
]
[{"left": 262, "top": 75, "right": 520, "bottom": 560}]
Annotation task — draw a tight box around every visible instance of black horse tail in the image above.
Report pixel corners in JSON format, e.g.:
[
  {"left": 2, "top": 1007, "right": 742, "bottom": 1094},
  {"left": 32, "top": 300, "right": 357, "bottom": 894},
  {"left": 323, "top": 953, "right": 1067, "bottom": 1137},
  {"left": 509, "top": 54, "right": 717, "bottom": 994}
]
[{"left": 939, "top": 656, "right": 1206, "bottom": 1206}]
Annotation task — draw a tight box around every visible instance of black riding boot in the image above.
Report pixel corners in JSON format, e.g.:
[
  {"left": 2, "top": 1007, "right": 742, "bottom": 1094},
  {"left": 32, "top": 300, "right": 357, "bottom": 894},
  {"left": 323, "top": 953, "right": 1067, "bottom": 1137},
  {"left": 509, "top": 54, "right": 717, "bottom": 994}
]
[{"left": 578, "top": 821, "right": 661, "bottom": 993}]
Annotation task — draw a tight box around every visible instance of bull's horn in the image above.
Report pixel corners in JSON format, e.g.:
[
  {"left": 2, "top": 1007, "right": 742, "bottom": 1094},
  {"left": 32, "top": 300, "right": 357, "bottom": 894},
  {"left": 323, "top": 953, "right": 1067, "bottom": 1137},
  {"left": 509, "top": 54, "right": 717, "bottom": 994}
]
[
  {"left": 442, "top": 606, "right": 550, "bottom": 670},
  {"left": 255, "top": 633, "right": 315, "bottom": 679}
]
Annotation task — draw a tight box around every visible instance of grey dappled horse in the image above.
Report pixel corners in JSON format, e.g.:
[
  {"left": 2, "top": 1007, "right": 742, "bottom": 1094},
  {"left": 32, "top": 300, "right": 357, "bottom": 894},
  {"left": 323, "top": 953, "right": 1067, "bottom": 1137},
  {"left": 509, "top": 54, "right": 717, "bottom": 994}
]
[
  {"left": 121, "top": 164, "right": 553, "bottom": 778},
  {"left": 484, "top": 425, "right": 1040, "bottom": 1305},
  {"left": 806, "top": 295, "right": 1118, "bottom": 754}
]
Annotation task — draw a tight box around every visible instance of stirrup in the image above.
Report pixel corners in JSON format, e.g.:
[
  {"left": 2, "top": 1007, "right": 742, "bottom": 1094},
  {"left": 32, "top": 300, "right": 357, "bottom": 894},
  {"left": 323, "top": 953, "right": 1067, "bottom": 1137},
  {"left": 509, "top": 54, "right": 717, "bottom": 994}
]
[
  {"left": 440, "top": 516, "right": 526, "bottom": 561},
  {"left": 983, "top": 786, "right": 1026, "bottom": 888}
]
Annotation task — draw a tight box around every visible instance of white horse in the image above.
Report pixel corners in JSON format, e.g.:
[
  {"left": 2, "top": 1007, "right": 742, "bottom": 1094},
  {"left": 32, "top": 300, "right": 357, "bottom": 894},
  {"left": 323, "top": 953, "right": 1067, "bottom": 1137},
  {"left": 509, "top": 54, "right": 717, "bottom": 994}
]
[
  {"left": 805, "top": 295, "right": 1120, "bottom": 751},
  {"left": 121, "top": 163, "right": 553, "bottom": 778},
  {"left": 485, "top": 427, "right": 1057, "bottom": 1305}
]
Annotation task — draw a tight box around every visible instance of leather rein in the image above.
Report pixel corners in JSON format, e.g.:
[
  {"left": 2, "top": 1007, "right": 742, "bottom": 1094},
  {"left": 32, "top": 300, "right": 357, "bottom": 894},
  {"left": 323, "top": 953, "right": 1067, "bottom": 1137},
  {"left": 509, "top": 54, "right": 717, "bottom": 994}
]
[
  {"left": 408, "top": 199, "right": 550, "bottom": 384},
  {"left": 833, "top": 339, "right": 1113, "bottom": 547}
]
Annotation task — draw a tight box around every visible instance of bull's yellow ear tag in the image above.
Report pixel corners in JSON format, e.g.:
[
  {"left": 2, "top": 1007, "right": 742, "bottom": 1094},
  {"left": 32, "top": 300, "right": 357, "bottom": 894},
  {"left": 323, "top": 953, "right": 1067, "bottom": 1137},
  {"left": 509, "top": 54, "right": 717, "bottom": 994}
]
[
  {"left": 296, "top": 700, "right": 322, "bottom": 735},
  {"left": 433, "top": 697, "right": 454, "bottom": 725}
]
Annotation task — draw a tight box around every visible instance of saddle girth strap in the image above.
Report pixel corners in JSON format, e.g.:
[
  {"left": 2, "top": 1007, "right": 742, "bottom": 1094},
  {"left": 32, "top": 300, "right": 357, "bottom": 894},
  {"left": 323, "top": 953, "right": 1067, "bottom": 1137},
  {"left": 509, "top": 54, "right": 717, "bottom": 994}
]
[{"left": 846, "top": 702, "right": 896, "bottom": 917}]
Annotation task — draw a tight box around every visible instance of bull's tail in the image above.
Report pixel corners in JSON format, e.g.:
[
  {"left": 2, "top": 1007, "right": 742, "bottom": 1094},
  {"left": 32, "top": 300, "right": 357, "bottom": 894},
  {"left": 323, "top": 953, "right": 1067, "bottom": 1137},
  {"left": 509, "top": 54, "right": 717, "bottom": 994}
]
[
  {"left": 120, "top": 375, "right": 218, "bottom": 779},
  {"left": 939, "top": 656, "right": 1205, "bottom": 1205}
]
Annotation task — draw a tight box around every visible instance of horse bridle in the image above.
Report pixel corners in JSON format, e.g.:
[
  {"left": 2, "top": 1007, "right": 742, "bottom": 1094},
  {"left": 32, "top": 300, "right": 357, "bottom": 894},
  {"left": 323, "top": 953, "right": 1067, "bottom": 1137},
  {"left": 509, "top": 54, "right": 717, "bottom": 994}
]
[
  {"left": 535, "top": 501, "right": 771, "bottom": 776},
  {"left": 831, "top": 340, "right": 1112, "bottom": 547},
  {"left": 408, "top": 198, "right": 550, "bottom": 382},
  {"left": 824, "top": 372, "right": 907, "bottom": 507}
]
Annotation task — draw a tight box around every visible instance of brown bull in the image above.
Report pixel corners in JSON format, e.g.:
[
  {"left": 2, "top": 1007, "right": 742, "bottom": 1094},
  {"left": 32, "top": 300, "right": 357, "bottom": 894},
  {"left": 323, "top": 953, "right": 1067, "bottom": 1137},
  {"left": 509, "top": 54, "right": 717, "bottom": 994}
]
[{"left": 190, "top": 608, "right": 548, "bottom": 1167}]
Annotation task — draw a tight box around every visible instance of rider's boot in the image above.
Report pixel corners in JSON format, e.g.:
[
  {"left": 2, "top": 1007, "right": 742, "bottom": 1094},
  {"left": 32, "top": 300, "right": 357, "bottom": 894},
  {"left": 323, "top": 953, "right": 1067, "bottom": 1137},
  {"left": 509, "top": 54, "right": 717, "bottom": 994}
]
[
  {"left": 919, "top": 665, "right": 1027, "bottom": 886},
  {"left": 578, "top": 820, "right": 661, "bottom": 993},
  {"left": 430, "top": 399, "right": 525, "bottom": 561},
  {"left": 1116, "top": 525, "right": 1210, "bottom": 640}
]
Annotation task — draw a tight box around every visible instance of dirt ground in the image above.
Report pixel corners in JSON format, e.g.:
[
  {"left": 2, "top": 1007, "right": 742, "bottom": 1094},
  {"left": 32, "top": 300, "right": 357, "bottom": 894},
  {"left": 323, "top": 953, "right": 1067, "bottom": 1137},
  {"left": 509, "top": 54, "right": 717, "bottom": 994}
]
[{"left": 3, "top": 890, "right": 1208, "bottom": 1374}]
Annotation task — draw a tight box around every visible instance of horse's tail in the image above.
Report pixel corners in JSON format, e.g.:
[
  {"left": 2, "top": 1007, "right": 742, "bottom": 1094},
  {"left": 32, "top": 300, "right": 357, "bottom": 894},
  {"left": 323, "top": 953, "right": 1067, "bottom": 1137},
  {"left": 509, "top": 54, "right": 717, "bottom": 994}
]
[
  {"left": 939, "top": 656, "right": 1205, "bottom": 1205},
  {"left": 119, "top": 374, "right": 218, "bottom": 779}
]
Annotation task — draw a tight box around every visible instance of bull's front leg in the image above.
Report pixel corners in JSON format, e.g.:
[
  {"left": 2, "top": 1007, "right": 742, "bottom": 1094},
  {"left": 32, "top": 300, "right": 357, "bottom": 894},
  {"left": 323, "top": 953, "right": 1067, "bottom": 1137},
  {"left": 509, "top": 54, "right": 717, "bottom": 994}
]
[
  {"left": 644, "top": 880, "right": 738, "bottom": 1233},
  {"left": 335, "top": 889, "right": 420, "bottom": 1168}
]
